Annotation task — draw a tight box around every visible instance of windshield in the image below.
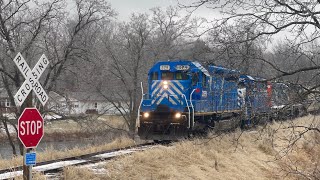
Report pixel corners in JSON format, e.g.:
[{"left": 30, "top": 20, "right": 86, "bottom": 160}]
[
  {"left": 175, "top": 72, "right": 188, "bottom": 80},
  {"left": 161, "top": 72, "right": 189, "bottom": 80},
  {"left": 151, "top": 72, "right": 158, "bottom": 80},
  {"left": 161, "top": 72, "right": 174, "bottom": 80}
]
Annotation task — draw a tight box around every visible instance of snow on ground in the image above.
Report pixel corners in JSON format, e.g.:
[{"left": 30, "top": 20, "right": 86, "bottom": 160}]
[
  {"left": 0, "top": 160, "right": 87, "bottom": 179},
  {"left": 44, "top": 114, "right": 62, "bottom": 121},
  {"left": 81, "top": 161, "right": 108, "bottom": 174}
]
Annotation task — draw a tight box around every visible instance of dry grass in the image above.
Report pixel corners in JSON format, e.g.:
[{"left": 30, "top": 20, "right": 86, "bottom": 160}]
[
  {"left": 63, "top": 115, "right": 320, "bottom": 180},
  {"left": 0, "top": 136, "right": 135, "bottom": 170},
  {"left": 15, "top": 172, "right": 46, "bottom": 180},
  {"left": 2, "top": 115, "right": 319, "bottom": 179},
  {"left": 45, "top": 115, "right": 127, "bottom": 134},
  {"left": 63, "top": 135, "right": 278, "bottom": 180},
  {"left": 43, "top": 115, "right": 127, "bottom": 141},
  {"left": 45, "top": 119, "right": 82, "bottom": 133},
  {"left": 64, "top": 166, "right": 103, "bottom": 180},
  {"left": 36, "top": 136, "right": 134, "bottom": 162},
  {"left": 103, "top": 134, "right": 279, "bottom": 180},
  {"left": 268, "top": 115, "right": 320, "bottom": 179}
]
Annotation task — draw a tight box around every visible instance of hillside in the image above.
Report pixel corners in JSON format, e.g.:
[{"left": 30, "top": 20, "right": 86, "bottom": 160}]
[{"left": 64, "top": 115, "right": 320, "bottom": 180}]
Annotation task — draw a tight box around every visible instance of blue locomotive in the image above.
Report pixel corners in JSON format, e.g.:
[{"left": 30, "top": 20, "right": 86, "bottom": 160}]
[{"left": 138, "top": 60, "right": 272, "bottom": 140}]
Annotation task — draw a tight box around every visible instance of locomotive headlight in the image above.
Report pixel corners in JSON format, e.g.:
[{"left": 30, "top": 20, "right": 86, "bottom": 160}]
[
  {"left": 175, "top": 112, "right": 182, "bottom": 119},
  {"left": 143, "top": 112, "right": 150, "bottom": 118},
  {"left": 163, "top": 81, "right": 169, "bottom": 89}
]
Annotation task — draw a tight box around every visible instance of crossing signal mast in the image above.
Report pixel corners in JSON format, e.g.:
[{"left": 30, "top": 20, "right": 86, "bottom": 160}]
[{"left": 13, "top": 52, "right": 49, "bottom": 180}]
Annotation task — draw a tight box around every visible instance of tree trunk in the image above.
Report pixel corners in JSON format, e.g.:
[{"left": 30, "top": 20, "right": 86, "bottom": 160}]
[
  {"left": 128, "top": 120, "right": 136, "bottom": 139},
  {"left": 129, "top": 66, "right": 140, "bottom": 139},
  {"left": 19, "top": 142, "right": 24, "bottom": 156},
  {"left": 2, "top": 118, "right": 17, "bottom": 156}
]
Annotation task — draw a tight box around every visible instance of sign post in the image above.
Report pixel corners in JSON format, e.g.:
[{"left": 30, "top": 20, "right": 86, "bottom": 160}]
[{"left": 13, "top": 53, "right": 49, "bottom": 180}]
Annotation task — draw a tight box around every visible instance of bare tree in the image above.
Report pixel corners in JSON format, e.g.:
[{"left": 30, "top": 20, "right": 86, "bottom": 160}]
[
  {"left": 91, "top": 7, "right": 204, "bottom": 138},
  {"left": 41, "top": 0, "right": 115, "bottom": 94},
  {"left": 0, "top": 0, "right": 65, "bottom": 156},
  {"left": 149, "top": 6, "right": 202, "bottom": 61},
  {"left": 98, "top": 13, "right": 151, "bottom": 138},
  {"left": 204, "top": 21, "right": 266, "bottom": 75},
  {"left": 180, "top": 0, "right": 320, "bottom": 178},
  {"left": 0, "top": 0, "right": 115, "bottom": 156},
  {"left": 181, "top": 0, "right": 320, "bottom": 78}
]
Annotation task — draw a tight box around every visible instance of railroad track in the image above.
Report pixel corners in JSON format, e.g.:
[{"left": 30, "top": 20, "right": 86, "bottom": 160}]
[{"left": 0, "top": 142, "right": 160, "bottom": 179}]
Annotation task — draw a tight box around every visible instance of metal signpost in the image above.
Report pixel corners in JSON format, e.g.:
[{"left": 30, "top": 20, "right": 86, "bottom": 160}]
[{"left": 13, "top": 53, "right": 49, "bottom": 180}]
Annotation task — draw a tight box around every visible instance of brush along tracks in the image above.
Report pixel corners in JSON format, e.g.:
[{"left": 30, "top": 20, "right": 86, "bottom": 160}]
[{"left": 0, "top": 142, "right": 162, "bottom": 179}]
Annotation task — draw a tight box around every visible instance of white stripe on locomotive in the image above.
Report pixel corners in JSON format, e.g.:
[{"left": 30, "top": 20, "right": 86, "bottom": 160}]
[
  {"left": 151, "top": 81, "right": 162, "bottom": 96},
  {"left": 169, "top": 81, "right": 182, "bottom": 95},
  {"left": 173, "top": 81, "right": 184, "bottom": 91}
]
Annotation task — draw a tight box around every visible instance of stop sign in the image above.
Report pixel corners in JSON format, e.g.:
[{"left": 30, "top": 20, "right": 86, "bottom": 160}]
[{"left": 18, "top": 108, "right": 44, "bottom": 148}]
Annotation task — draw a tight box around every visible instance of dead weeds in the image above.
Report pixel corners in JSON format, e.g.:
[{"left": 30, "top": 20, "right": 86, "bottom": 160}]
[{"left": 65, "top": 115, "right": 320, "bottom": 180}]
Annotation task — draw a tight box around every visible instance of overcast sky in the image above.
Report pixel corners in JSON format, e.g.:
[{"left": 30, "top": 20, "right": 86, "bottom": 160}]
[
  {"left": 108, "top": 0, "right": 219, "bottom": 22},
  {"left": 106, "top": 0, "right": 291, "bottom": 51}
]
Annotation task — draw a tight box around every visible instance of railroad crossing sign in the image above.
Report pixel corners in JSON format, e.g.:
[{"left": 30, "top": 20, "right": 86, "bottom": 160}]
[
  {"left": 18, "top": 108, "right": 44, "bottom": 148},
  {"left": 13, "top": 53, "right": 49, "bottom": 106}
]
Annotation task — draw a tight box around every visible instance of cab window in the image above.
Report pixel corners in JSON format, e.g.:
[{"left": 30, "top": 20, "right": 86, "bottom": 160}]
[
  {"left": 161, "top": 72, "right": 174, "bottom": 80},
  {"left": 151, "top": 72, "right": 158, "bottom": 80},
  {"left": 225, "top": 75, "right": 238, "bottom": 82},
  {"left": 175, "top": 72, "right": 188, "bottom": 80},
  {"left": 202, "top": 73, "right": 207, "bottom": 88},
  {"left": 192, "top": 72, "right": 199, "bottom": 86}
]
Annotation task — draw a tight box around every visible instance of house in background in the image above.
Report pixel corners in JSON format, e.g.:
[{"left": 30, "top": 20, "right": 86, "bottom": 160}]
[
  {"left": 0, "top": 88, "right": 15, "bottom": 113},
  {"left": 47, "top": 91, "right": 128, "bottom": 116}
]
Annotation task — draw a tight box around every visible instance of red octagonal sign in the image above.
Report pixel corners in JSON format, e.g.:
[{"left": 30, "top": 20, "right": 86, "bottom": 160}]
[{"left": 18, "top": 108, "right": 44, "bottom": 148}]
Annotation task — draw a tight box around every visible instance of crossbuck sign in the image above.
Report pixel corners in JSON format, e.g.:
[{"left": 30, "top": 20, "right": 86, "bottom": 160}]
[{"left": 13, "top": 53, "right": 49, "bottom": 106}]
